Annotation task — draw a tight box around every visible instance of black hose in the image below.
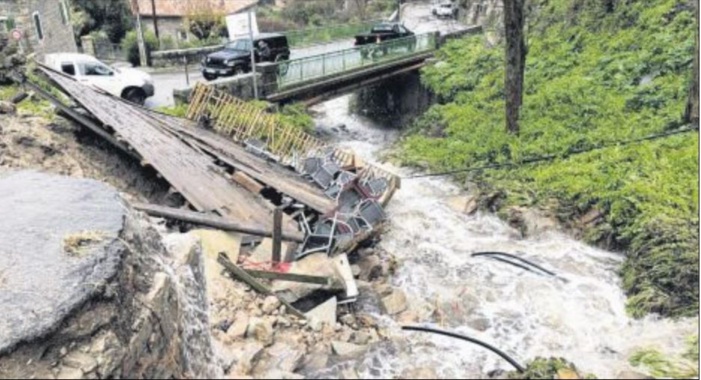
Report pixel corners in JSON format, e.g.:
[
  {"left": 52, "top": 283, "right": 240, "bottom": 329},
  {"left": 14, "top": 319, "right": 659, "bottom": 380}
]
[
  {"left": 472, "top": 251, "right": 557, "bottom": 277},
  {"left": 401, "top": 325, "right": 525, "bottom": 373},
  {"left": 482, "top": 255, "right": 543, "bottom": 275}
]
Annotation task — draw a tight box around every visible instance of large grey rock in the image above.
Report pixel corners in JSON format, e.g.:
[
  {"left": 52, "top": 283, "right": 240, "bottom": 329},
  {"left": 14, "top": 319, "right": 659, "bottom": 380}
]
[
  {"left": 381, "top": 289, "right": 408, "bottom": 316},
  {"left": 0, "top": 171, "right": 124, "bottom": 354},
  {"left": 331, "top": 341, "right": 367, "bottom": 359},
  {"left": 0, "top": 172, "right": 213, "bottom": 379},
  {"left": 305, "top": 296, "right": 337, "bottom": 331}
]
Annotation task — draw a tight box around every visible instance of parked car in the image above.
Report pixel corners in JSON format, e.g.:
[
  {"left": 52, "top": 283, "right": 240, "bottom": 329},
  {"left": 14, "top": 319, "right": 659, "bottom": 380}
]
[
  {"left": 201, "top": 33, "right": 290, "bottom": 81},
  {"left": 432, "top": 1, "right": 458, "bottom": 19},
  {"left": 354, "top": 23, "right": 416, "bottom": 59},
  {"left": 44, "top": 53, "right": 154, "bottom": 105}
]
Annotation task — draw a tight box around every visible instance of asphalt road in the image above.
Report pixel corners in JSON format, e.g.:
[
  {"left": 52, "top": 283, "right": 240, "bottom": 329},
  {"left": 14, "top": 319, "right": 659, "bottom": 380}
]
[{"left": 147, "top": 2, "right": 468, "bottom": 109}]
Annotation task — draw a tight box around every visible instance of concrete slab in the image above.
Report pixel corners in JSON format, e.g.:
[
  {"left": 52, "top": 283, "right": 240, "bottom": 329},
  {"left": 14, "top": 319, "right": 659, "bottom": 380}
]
[{"left": 0, "top": 171, "right": 125, "bottom": 354}]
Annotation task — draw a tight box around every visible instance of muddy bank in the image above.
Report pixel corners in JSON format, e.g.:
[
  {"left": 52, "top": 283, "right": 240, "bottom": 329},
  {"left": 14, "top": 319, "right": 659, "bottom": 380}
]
[{"left": 0, "top": 113, "right": 172, "bottom": 204}]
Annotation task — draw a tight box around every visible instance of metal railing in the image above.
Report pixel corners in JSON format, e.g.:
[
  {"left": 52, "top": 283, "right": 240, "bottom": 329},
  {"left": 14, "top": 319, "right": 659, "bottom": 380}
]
[
  {"left": 276, "top": 32, "right": 437, "bottom": 88},
  {"left": 281, "top": 19, "right": 383, "bottom": 48}
]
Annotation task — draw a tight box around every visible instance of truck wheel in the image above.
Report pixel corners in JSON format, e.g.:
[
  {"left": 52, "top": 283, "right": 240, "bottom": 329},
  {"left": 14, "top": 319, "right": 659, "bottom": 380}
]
[
  {"left": 203, "top": 72, "right": 217, "bottom": 81},
  {"left": 122, "top": 88, "right": 146, "bottom": 106}
]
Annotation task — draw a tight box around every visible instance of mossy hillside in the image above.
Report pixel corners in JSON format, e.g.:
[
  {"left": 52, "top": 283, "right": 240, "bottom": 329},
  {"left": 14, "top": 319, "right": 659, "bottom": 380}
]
[{"left": 398, "top": 0, "right": 698, "bottom": 318}]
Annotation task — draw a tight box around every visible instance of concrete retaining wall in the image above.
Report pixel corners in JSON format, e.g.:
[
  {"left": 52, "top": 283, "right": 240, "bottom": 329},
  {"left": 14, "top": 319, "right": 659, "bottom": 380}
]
[{"left": 151, "top": 45, "right": 223, "bottom": 68}]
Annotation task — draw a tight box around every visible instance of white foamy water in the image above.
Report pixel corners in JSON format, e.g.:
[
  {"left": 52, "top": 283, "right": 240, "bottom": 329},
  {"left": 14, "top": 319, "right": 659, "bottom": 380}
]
[{"left": 311, "top": 95, "right": 697, "bottom": 379}]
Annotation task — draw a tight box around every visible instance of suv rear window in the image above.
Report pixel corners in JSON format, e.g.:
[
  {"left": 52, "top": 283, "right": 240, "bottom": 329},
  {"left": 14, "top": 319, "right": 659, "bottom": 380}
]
[{"left": 371, "top": 25, "right": 394, "bottom": 33}]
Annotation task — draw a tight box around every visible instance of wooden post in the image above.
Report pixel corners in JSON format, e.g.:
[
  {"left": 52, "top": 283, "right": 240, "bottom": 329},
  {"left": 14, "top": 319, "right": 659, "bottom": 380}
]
[
  {"left": 217, "top": 253, "right": 306, "bottom": 319},
  {"left": 272, "top": 207, "right": 283, "bottom": 263}
]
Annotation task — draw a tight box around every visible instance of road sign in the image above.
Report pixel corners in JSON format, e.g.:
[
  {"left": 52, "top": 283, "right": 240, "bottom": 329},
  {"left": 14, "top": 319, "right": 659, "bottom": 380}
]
[
  {"left": 226, "top": 12, "right": 259, "bottom": 40},
  {"left": 10, "top": 29, "right": 22, "bottom": 41}
]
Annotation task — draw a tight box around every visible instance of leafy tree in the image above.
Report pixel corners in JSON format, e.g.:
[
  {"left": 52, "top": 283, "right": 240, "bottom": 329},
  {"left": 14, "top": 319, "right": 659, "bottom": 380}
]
[
  {"left": 72, "top": 0, "right": 132, "bottom": 43},
  {"left": 503, "top": 0, "right": 527, "bottom": 135},
  {"left": 185, "top": 2, "right": 225, "bottom": 41}
]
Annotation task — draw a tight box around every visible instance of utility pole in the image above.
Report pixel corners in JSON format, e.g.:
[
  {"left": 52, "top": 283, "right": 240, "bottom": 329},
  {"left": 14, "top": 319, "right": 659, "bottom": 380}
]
[
  {"left": 131, "top": 0, "right": 148, "bottom": 67},
  {"left": 397, "top": 0, "right": 402, "bottom": 23},
  {"left": 248, "top": 9, "right": 258, "bottom": 100},
  {"left": 150, "top": 0, "right": 159, "bottom": 43}
]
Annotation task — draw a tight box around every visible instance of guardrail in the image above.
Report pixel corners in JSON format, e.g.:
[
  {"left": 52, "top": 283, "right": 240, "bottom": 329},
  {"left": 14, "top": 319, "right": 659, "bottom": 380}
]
[
  {"left": 276, "top": 32, "right": 437, "bottom": 89},
  {"left": 281, "top": 19, "right": 383, "bottom": 48}
]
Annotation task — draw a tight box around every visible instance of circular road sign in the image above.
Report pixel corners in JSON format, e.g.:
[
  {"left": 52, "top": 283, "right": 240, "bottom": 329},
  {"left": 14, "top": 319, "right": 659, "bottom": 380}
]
[{"left": 10, "top": 29, "right": 23, "bottom": 41}]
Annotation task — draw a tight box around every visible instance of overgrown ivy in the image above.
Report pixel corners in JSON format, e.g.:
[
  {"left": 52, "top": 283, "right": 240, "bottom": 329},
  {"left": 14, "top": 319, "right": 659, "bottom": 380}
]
[{"left": 398, "top": 0, "right": 698, "bottom": 318}]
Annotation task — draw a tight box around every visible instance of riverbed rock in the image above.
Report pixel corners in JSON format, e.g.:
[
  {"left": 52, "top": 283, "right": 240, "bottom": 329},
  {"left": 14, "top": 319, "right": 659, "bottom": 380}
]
[
  {"left": 0, "top": 171, "right": 210, "bottom": 379},
  {"left": 0, "top": 101, "right": 15, "bottom": 115},
  {"left": 261, "top": 296, "right": 281, "bottom": 314},
  {"left": 305, "top": 296, "right": 337, "bottom": 331},
  {"left": 357, "top": 254, "right": 383, "bottom": 281},
  {"left": 331, "top": 341, "right": 367, "bottom": 359},
  {"left": 446, "top": 195, "right": 479, "bottom": 215},
  {"left": 254, "top": 341, "right": 305, "bottom": 373},
  {"left": 401, "top": 367, "right": 439, "bottom": 379},
  {"left": 616, "top": 370, "right": 653, "bottom": 379},
  {"left": 227, "top": 312, "right": 250, "bottom": 341},
  {"left": 381, "top": 289, "right": 408, "bottom": 315},
  {"left": 247, "top": 318, "right": 275, "bottom": 346},
  {"left": 228, "top": 341, "right": 265, "bottom": 375}
]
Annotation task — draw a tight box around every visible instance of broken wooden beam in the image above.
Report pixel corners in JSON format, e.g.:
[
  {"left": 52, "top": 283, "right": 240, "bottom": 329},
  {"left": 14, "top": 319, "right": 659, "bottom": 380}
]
[
  {"left": 133, "top": 203, "right": 305, "bottom": 243},
  {"left": 272, "top": 208, "right": 283, "bottom": 263},
  {"left": 217, "top": 253, "right": 306, "bottom": 319},
  {"left": 244, "top": 269, "right": 332, "bottom": 286}
]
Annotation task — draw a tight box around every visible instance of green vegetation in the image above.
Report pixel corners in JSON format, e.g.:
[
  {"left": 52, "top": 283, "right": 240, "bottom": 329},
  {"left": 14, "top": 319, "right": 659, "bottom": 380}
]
[
  {"left": 122, "top": 30, "right": 159, "bottom": 67},
  {"left": 506, "top": 357, "right": 596, "bottom": 379},
  {"left": 399, "top": 0, "right": 698, "bottom": 318},
  {"left": 629, "top": 336, "right": 699, "bottom": 379}
]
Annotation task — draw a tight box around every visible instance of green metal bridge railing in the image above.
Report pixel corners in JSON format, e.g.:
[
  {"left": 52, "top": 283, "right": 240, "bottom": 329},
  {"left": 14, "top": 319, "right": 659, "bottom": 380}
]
[
  {"left": 281, "top": 19, "right": 383, "bottom": 48},
  {"left": 276, "top": 32, "right": 437, "bottom": 89}
]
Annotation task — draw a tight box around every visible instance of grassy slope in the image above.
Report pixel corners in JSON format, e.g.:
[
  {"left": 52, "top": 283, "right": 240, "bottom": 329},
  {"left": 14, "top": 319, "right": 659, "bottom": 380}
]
[{"left": 397, "top": 0, "right": 698, "bottom": 318}]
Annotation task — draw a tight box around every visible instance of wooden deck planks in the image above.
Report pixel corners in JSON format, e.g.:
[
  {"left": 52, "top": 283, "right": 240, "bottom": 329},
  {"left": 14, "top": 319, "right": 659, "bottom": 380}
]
[{"left": 43, "top": 70, "right": 298, "bottom": 235}]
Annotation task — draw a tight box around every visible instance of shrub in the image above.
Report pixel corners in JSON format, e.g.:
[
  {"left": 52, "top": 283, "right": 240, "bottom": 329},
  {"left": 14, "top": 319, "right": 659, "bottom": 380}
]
[{"left": 121, "top": 30, "right": 158, "bottom": 67}]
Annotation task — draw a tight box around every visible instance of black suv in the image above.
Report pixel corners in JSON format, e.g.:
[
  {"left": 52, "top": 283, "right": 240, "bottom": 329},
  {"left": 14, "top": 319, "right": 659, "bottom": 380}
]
[{"left": 201, "top": 33, "right": 290, "bottom": 81}]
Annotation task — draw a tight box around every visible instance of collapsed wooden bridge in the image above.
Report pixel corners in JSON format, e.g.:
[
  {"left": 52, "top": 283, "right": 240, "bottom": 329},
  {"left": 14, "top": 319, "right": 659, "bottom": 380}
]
[{"left": 29, "top": 67, "right": 400, "bottom": 260}]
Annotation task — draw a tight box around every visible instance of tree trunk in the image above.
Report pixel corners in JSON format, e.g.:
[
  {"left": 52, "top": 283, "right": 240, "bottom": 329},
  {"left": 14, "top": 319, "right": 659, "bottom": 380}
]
[
  {"left": 685, "top": 0, "right": 699, "bottom": 126},
  {"left": 504, "top": 0, "right": 527, "bottom": 135}
]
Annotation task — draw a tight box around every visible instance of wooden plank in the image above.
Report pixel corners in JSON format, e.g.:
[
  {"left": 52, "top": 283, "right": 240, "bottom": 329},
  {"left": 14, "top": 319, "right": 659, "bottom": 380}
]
[
  {"left": 272, "top": 208, "right": 283, "bottom": 263},
  {"left": 217, "top": 253, "right": 306, "bottom": 319},
  {"left": 231, "top": 171, "right": 265, "bottom": 194},
  {"left": 133, "top": 203, "right": 306, "bottom": 243},
  {"left": 244, "top": 269, "right": 331, "bottom": 286}
]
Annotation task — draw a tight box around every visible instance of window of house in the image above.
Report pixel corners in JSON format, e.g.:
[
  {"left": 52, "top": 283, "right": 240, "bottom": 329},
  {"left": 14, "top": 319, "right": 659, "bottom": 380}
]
[
  {"left": 32, "top": 11, "right": 43, "bottom": 41},
  {"left": 0, "top": 17, "right": 8, "bottom": 33},
  {"left": 61, "top": 62, "right": 76, "bottom": 76},
  {"left": 177, "top": 30, "right": 188, "bottom": 41},
  {"left": 80, "top": 62, "right": 113, "bottom": 76},
  {"left": 59, "top": 1, "right": 70, "bottom": 25}
]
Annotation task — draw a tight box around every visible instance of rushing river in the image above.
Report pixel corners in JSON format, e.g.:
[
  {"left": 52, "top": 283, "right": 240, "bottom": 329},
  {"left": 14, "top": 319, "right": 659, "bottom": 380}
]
[{"left": 310, "top": 95, "right": 697, "bottom": 379}]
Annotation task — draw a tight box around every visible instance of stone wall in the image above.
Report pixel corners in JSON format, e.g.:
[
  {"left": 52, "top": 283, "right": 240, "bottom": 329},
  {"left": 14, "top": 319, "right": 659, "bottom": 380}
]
[
  {"left": 151, "top": 44, "right": 223, "bottom": 68},
  {"left": 0, "top": 171, "right": 210, "bottom": 379},
  {"left": 0, "top": 0, "right": 78, "bottom": 58}
]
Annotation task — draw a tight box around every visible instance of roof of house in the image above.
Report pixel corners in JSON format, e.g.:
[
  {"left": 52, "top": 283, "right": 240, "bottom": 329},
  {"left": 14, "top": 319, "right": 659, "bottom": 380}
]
[{"left": 133, "top": 0, "right": 258, "bottom": 17}]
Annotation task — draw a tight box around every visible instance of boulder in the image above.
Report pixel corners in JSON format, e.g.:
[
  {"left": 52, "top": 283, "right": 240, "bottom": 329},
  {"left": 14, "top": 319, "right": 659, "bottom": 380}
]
[
  {"left": 228, "top": 341, "right": 264, "bottom": 375},
  {"left": 331, "top": 341, "right": 367, "bottom": 359},
  {"left": 305, "top": 297, "right": 337, "bottom": 331},
  {"left": 556, "top": 368, "right": 580, "bottom": 379},
  {"left": 381, "top": 289, "right": 408, "bottom": 316},
  {"left": 357, "top": 255, "right": 382, "bottom": 281},
  {"left": 0, "top": 172, "right": 214, "bottom": 379},
  {"left": 0, "top": 101, "right": 16, "bottom": 115},
  {"left": 226, "top": 312, "right": 249, "bottom": 341},
  {"left": 261, "top": 296, "right": 281, "bottom": 314},
  {"left": 246, "top": 318, "right": 275, "bottom": 346},
  {"left": 616, "top": 370, "right": 653, "bottom": 379},
  {"left": 256, "top": 342, "right": 305, "bottom": 373},
  {"left": 401, "top": 367, "right": 439, "bottom": 379}
]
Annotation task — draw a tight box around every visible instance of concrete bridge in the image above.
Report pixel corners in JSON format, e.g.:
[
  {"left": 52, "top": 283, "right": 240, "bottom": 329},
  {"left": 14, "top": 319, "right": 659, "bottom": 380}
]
[{"left": 176, "top": 26, "right": 482, "bottom": 106}]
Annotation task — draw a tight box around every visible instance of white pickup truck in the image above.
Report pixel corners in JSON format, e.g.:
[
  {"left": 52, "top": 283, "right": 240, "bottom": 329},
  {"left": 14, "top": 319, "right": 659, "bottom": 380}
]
[{"left": 44, "top": 53, "right": 154, "bottom": 105}]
